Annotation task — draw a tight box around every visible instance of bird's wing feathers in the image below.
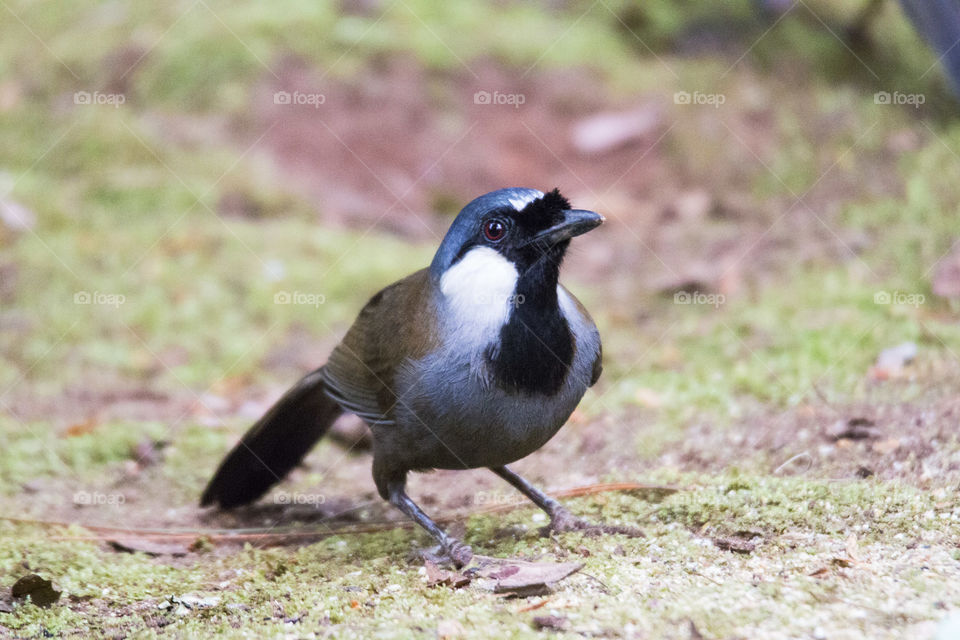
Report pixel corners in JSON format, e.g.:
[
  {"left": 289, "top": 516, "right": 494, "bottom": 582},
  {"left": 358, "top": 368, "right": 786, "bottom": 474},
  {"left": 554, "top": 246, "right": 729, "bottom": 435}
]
[
  {"left": 323, "top": 269, "right": 438, "bottom": 426},
  {"left": 590, "top": 342, "right": 603, "bottom": 387}
]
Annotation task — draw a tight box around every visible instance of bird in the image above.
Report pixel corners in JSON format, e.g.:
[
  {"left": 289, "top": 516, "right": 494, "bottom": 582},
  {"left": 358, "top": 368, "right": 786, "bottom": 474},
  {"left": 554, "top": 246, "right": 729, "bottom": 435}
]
[
  {"left": 755, "top": 0, "right": 960, "bottom": 99},
  {"left": 201, "top": 187, "right": 610, "bottom": 566},
  {"left": 897, "top": 0, "right": 960, "bottom": 98}
]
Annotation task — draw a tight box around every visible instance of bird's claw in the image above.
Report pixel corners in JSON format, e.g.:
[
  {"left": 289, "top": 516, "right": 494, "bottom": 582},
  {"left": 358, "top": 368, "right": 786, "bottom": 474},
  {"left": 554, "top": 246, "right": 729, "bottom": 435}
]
[
  {"left": 548, "top": 508, "right": 594, "bottom": 533},
  {"left": 441, "top": 539, "right": 474, "bottom": 568}
]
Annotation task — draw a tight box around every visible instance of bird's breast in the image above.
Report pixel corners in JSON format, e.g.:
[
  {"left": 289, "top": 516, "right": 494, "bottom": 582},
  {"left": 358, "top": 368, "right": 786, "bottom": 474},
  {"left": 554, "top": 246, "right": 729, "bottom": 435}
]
[{"left": 387, "top": 284, "right": 600, "bottom": 469}]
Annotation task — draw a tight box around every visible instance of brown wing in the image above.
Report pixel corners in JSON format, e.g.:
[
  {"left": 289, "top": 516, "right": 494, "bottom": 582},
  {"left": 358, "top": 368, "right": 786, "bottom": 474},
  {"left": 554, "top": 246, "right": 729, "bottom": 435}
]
[{"left": 322, "top": 269, "right": 438, "bottom": 426}]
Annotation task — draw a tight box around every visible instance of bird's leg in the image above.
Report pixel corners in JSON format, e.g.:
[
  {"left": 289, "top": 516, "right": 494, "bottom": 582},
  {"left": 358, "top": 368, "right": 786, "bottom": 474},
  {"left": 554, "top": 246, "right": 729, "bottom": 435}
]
[
  {"left": 490, "top": 465, "right": 590, "bottom": 532},
  {"left": 385, "top": 479, "right": 473, "bottom": 567},
  {"left": 491, "top": 465, "right": 643, "bottom": 537}
]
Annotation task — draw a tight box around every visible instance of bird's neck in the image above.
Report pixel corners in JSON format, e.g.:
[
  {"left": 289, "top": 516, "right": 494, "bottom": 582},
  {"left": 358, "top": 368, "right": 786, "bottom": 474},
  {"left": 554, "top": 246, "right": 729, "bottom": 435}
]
[{"left": 487, "top": 252, "right": 574, "bottom": 396}]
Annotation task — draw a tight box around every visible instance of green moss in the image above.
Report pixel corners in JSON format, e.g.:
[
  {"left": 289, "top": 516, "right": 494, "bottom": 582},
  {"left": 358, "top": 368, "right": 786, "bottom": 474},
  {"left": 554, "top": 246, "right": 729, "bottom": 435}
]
[{"left": 3, "top": 473, "right": 959, "bottom": 638}]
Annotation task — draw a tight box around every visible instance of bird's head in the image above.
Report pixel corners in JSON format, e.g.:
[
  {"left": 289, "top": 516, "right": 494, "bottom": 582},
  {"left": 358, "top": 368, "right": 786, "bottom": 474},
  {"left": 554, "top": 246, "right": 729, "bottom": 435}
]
[{"left": 430, "top": 188, "right": 603, "bottom": 280}]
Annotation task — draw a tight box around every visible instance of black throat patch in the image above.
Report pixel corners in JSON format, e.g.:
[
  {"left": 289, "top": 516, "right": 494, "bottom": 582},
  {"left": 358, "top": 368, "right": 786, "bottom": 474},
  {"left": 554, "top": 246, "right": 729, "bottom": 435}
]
[{"left": 486, "top": 242, "right": 574, "bottom": 396}]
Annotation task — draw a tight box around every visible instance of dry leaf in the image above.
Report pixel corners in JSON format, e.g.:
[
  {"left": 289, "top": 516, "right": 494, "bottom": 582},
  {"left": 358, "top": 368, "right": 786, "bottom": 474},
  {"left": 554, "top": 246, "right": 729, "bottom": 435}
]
[
  {"left": 481, "top": 559, "right": 582, "bottom": 597},
  {"left": 423, "top": 560, "right": 470, "bottom": 589},
  {"left": 62, "top": 417, "right": 98, "bottom": 438}
]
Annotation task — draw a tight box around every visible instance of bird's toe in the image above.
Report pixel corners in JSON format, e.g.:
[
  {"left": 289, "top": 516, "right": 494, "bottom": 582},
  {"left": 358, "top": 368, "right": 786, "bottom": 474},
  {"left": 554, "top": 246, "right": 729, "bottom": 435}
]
[
  {"left": 445, "top": 539, "right": 474, "bottom": 568},
  {"left": 547, "top": 507, "right": 592, "bottom": 533}
]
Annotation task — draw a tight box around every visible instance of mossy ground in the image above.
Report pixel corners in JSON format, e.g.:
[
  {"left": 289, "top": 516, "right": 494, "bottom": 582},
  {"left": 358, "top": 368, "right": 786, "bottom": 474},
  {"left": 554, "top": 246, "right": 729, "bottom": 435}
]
[{"left": 2, "top": 1, "right": 960, "bottom": 638}]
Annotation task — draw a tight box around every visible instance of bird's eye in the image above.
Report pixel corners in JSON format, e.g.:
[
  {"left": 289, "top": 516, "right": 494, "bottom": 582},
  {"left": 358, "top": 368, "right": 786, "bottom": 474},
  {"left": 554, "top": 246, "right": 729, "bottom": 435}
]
[{"left": 483, "top": 219, "right": 507, "bottom": 242}]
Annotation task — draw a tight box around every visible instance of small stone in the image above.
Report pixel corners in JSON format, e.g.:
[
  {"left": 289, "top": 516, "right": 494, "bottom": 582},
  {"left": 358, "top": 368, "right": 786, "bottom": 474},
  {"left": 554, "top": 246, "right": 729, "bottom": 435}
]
[
  {"left": 570, "top": 104, "right": 662, "bottom": 155},
  {"left": 870, "top": 342, "right": 917, "bottom": 380}
]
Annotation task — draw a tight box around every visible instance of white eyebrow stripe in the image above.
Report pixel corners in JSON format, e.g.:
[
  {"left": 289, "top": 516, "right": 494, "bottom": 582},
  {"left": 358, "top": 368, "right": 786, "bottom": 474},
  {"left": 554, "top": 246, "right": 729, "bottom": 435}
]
[{"left": 507, "top": 190, "right": 544, "bottom": 211}]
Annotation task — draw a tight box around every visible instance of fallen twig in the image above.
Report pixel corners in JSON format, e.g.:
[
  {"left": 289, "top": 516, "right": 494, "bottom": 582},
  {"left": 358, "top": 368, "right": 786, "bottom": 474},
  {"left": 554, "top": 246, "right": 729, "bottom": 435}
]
[{"left": 1, "top": 481, "right": 679, "bottom": 547}]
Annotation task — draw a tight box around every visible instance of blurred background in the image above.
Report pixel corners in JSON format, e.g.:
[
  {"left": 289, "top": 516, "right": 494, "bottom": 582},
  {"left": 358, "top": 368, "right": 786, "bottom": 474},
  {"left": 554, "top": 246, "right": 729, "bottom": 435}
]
[
  {"left": 2, "top": 1, "right": 960, "bottom": 634},
  {"left": 0, "top": 0, "right": 960, "bottom": 638}
]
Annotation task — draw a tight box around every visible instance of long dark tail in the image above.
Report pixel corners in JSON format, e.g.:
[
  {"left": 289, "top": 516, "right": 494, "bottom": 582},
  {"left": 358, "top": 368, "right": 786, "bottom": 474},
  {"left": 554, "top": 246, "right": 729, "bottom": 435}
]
[{"left": 200, "top": 367, "right": 342, "bottom": 509}]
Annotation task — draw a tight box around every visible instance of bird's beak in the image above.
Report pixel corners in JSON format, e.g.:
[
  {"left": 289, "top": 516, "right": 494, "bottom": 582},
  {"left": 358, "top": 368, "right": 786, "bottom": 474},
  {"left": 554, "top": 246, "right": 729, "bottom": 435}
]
[{"left": 524, "top": 209, "right": 605, "bottom": 246}]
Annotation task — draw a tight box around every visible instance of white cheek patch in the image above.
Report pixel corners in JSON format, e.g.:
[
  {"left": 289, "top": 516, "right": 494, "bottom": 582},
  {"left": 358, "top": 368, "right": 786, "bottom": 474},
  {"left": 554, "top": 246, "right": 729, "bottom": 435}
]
[
  {"left": 508, "top": 190, "right": 544, "bottom": 211},
  {"left": 439, "top": 247, "right": 519, "bottom": 337}
]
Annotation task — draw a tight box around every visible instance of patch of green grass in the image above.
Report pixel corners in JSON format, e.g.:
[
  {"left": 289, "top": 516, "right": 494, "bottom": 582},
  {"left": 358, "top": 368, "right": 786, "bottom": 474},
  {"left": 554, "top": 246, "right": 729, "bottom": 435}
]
[
  {"left": 842, "top": 123, "right": 960, "bottom": 282},
  {"left": 583, "top": 68, "right": 960, "bottom": 428},
  {"left": 5, "top": 0, "right": 940, "bottom": 117},
  {"left": 587, "top": 260, "right": 960, "bottom": 428},
  {"left": 0, "top": 418, "right": 172, "bottom": 491},
  {"left": 3, "top": 209, "right": 430, "bottom": 392}
]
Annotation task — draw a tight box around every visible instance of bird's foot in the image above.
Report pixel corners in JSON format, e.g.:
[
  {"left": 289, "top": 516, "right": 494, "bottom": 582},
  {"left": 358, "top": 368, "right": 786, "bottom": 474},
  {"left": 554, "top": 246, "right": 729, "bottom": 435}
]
[
  {"left": 445, "top": 539, "right": 474, "bottom": 568},
  {"left": 423, "top": 539, "right": 474, "bottom": 568},
  {"left": 543, "top": 507, "right": 644, "bottom": 538},
  {"left": 548, "top": 507, "right": 593, "bottom": 533}
]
